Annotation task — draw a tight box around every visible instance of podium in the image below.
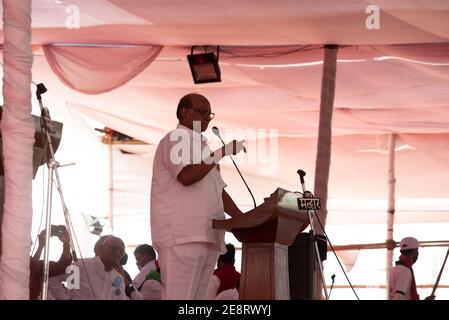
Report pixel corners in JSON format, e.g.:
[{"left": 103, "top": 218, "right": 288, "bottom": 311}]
[{"left": 213, "top": 189, "right": 309, "bottom": 300}]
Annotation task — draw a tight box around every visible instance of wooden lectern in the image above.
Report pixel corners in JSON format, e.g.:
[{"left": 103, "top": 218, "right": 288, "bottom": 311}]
[{"left": 213, "top": 189, "right": 309, "bottom": 300}]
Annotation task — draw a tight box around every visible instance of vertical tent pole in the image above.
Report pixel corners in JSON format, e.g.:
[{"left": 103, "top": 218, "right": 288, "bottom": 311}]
[
  {"left": 386, "top": 133, "right": 396, "bottom": 298},
  {"left": 108, "top": 140, "right": 114, "bottom": 233},
  {"left": 313, "top": 44, "right": 338, "bottom": 299}
]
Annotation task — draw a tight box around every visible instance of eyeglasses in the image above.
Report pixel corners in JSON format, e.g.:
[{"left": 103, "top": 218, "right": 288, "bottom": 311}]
[
  {"left": 106, "top": 244, "right": 126, "bottom": 257},
  {"left": 189, "top": 107, "right": 215, "bottom": 120}
]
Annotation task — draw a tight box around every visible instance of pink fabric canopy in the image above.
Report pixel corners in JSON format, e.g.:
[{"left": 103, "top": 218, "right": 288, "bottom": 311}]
[
  {"left": 5, "top": 0, "right": 446, "bottom": 46},
  {"left": 25, "top": 40, "right": 449, "bottom": 200},
  {"left": 43, "top": 44, "right": 162, "bottom": 94}
]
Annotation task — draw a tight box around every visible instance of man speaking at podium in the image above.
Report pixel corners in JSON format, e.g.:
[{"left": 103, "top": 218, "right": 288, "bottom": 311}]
[{"left": 151, "top": 93, "right": 245, "bottom": 300}]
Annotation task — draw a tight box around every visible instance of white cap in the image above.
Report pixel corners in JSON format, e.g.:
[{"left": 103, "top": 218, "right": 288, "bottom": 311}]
[{"left": 400, "top": 237, "right": 420, "bottom": 250}]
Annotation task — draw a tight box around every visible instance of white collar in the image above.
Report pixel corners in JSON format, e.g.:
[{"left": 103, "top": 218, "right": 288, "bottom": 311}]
[
  {"left": 133, "top": 260, "right": 157, "bottom": 288},
  {"left": 141, "top": 260, "right": 156, "bottom": 273}
]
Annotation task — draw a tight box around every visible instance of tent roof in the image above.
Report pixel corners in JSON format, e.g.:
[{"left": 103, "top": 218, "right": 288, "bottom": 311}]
[
  {"left": 1, "top": 0, "right": 449, "bottom": 45},
  {"left": 2, "top": 1, "right": 449, "bottom": 203}
]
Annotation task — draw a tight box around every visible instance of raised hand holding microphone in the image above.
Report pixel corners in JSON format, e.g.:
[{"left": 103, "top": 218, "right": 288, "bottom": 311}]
[
  {"left": 212, "top": 126, "right": 256, "bottom": 208},
  {"left": 211, "top": 126, "right": 246, "bottom": 158},
  {"left": 217, "top": 139, "right": 246, "bottom": 159}
]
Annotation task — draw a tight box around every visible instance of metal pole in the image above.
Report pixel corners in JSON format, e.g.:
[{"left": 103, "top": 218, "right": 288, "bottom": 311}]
[
  {"left": 37, "top": 86, "right": 77, "bottom": 299},
  {"left": 386, "top": 134, "right": 396, "bottom": 298},
  {"left": 108, "top": 137, "right": 114, "bottom": 232},
  {"left": 41, "top": 161, "right": 54, "bottom": 300}
]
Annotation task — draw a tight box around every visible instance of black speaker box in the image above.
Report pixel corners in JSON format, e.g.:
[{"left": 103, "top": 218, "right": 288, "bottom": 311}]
[{"left": 289, "top": 232, "right": 327, "bottom": 300}]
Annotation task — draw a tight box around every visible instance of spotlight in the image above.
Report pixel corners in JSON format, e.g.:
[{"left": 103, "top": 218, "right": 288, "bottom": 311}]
[{"left": 187, "top": 46, "right": 221, "bottom": 84}]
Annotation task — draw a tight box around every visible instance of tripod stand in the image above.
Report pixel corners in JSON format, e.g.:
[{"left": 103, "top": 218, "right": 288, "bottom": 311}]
[
  {"left": 36, "top": 83, "right": 78, "bottom": 300},
  {"left": 296, "top": 169, "right": 329, "bottom": 300}
]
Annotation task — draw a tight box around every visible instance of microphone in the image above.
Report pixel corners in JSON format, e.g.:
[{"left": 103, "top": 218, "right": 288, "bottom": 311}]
[
  {"left": 35, "top": 83, "right": 55, "bottom": 133},
  {"left": 36, "top": 83, "right": 47, "bottom": 101},
  {"left": 297, "top": 169, "right": 306, "bottom": 184},
  {"left": 212, "top": 126, "right": 256, "bottom": 209},
  {"left": 95, "top": 128, "right": 106, "bottom": 133},
  {"left": 329, "top": 274, "right": 336, "bottom": 299}
]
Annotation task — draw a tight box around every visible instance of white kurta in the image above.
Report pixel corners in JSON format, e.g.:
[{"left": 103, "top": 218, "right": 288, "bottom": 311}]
[
  {"left": 151, "top": 124, "right": 227, "bottom": 252},
  {"left": 139, "top": 278, "right": 162, "bottom": 300},
  {"left": 63, "top": 257, "right": 127, "bottom": 300},
  {"left": 151, "top": 124, "right": 228, "bottom": 299},
  {"left": 389, "top": 264, "right": 413, "bottom": 300},
  {"left": 133, "top": 260, "right": 157, "bottom": 289},
  {"left": 215, "top": 288, "right": 239, "bottom": 300}
]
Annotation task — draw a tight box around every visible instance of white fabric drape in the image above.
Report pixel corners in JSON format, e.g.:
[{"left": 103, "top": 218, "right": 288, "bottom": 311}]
[
  {"left": 0, "top": 0, "right": 34, "bottom": 300},
  {"left": 43, "top": 44, "right": 162, "bottom": 94},
  {"left": 337, "top": 250, "right": 360, "bottom": 273},
  {"left": 313, "top": 45, "right": 338, "bottom": 299}
]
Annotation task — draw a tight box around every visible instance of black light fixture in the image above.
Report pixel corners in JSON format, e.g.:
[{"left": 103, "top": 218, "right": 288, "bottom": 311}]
[
  {"left": 187, "top": 46, "right": 221, "bottom": 84},
  {"left": 0, "top": 106, "right": 63, "bottom": 179}
]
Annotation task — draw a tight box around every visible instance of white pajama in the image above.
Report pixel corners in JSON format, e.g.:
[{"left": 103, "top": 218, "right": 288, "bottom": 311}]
[{"left": 159, "top": 242, "right": 219, "bottom": 300}]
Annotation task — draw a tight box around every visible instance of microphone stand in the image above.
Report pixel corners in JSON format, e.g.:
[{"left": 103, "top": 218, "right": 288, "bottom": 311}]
[
  {"left": 297, "top": 169, "right": 329, "bottom": 300},
  {"left": 36, "top": 83, "right": 78, "bottom": 300},
  {"left": 329, "top": 274, "right": 335, "bottom": 299},
  {"left": 296, "top": 169, "right": 359, "bottom": 300},
  {"left": 212, "top": 127, "right": 256, "bottom": 208}
]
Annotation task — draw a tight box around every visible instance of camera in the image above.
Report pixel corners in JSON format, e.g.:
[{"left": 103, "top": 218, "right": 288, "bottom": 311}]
[{"left": 50, "top": 225, "right": 64, "bottom": 237}]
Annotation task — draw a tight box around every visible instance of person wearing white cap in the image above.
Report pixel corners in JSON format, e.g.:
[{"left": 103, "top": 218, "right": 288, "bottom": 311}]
[{"left": 388, "top": 237, "right": 435, "bottom": 300}]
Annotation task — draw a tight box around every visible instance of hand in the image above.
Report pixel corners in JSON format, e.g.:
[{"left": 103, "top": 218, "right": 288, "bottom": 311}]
[
  {"left": 222, "top": 140, "right": 246, "bottom": 157},
  {"left": 57, "top": 225, "right": 70, "bottom": 244},
  {"left": 424, "top": 295, "right": 435, "bottom": 300}
]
